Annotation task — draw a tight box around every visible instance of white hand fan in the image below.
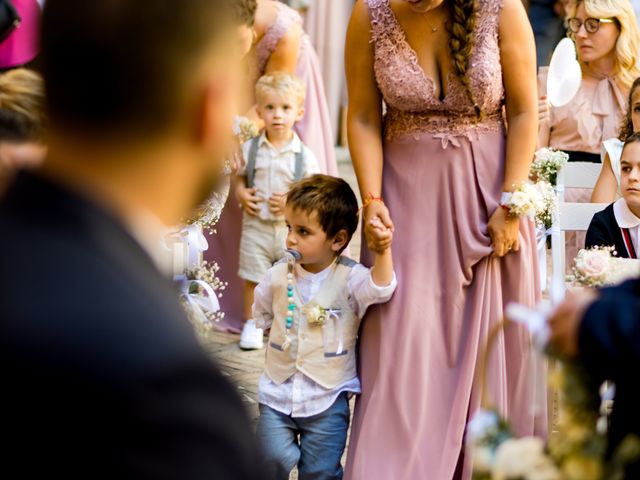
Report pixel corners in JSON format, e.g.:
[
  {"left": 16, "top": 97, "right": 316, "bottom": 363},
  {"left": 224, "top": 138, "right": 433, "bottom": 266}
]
[{"left": 547, "top": 38, "right": 582, "bottom": 108}]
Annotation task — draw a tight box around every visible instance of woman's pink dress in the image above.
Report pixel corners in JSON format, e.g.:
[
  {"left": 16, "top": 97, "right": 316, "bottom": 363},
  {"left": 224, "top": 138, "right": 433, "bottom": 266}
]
[
  {"left": 344, "top": 1, "right": 545, "bottom": 479},
  {"left": 0, "top": 0, "right": 40, "bottom": 69},
  {"left": 208, "top": 1, "right": 337, "bottom": 331}
]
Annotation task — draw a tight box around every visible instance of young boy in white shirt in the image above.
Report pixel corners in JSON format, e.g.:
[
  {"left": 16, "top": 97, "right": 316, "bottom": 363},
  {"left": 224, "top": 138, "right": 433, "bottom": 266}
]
[
  {"left": 253, "top": 174, "right": 396, "bottom": 480},
  {"left": 236, "top": 71, "right": 319, "bottom": 349}
]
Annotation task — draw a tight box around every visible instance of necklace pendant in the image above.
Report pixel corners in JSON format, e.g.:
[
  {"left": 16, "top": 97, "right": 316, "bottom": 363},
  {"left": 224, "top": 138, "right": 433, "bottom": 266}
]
[{"left": 432, "top": 27, "right": 438, "bottom": 32}]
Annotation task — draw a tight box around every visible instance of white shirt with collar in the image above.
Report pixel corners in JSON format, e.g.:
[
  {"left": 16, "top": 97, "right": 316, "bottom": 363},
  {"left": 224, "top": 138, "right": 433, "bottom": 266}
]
[
  {"left": 254, "top": 261, "right": 397, "bottom": 418},
  {"left": 614, "top": 198, "right": 640, "bottom": 256},
  {"left": 239, "top": 132, "right": 319, "bottom": 221}
]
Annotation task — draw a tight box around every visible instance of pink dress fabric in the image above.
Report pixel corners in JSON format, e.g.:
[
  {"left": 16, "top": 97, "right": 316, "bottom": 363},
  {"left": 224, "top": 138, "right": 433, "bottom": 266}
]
[
  {"left": 0, "top": 0, "right": 40, "bottom": 69},
  {"left": 207, "top": 1, "right": 337, "bottom": 332},
  {"left": 344, "top": 1, "right": 544, "bottom": 479}
]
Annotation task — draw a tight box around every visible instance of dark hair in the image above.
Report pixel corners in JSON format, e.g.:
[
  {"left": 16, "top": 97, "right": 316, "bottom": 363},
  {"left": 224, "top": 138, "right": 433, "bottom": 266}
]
[
  {"left": 448, "top": 0, "right": 480, "bottom": 119},
  {"left": 40, "top": 0, "right": 235, "bottom": 137},
  {"left": 286, "top": 174, "right": 359, "bottom": 251},
  {"left": 622, "top": 132, "right": 640, "bottom": 154},
  {"left": 0, "top": 69, "right": 45, "bottom": 142},
  {"left": 234, "top": 0, "right": 257, "bottom": 26},
  {"left": 619, "top": 77, "right": 640, "bottom": 142}
]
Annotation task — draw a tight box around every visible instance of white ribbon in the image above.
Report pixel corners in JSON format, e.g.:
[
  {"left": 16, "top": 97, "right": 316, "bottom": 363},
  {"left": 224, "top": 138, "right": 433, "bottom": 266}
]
[
  {"left": 180, "top": 278, "right": 220, "bottom": 324},
  {"left": 183, "top": 224, "right": 209, "bottom": 268},
  {"left": 328, "top": 308, "right": 344, "bottom": 355}
]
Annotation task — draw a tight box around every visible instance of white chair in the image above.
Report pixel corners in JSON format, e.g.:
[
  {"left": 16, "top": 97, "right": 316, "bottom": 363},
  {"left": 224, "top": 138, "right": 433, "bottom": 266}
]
[{"left": 548, "top": 161, "right": 606, "bottom": 300}]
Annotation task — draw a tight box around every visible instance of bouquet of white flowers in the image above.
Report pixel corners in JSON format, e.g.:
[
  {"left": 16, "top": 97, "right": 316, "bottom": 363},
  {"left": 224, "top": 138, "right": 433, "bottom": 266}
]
[{"left": 531, "top": 148, "right": 569, "bottom": 186}]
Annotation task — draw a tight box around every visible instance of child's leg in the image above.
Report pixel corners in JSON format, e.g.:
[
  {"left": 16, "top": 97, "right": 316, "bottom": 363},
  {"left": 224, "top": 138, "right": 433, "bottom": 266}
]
[
  {"left": 296, "top": 393, "right": 350, "bottom": 480},
  {"left": 243, "top": 280, "right": 257, "bottom": 321},
  {"left": 256, "top": 404, "right": 301, "bottom": 480}
]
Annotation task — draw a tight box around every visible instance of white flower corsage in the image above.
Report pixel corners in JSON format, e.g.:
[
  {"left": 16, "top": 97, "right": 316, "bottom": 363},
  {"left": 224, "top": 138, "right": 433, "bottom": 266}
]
[
  {"left": 301, "top": 303, "right": 328, "bottom": 327},
  {"left": 500, "top": 183, "right": 544, "bottom": 219}
]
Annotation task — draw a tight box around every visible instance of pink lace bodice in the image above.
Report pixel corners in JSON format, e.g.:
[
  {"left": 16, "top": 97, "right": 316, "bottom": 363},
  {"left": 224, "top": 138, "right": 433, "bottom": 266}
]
[
  {"left": 255, "top": 2, "right": 303, "bottom": 75},
  {"left": 366, "top": 0, "right": 505, "bottom": 144}
]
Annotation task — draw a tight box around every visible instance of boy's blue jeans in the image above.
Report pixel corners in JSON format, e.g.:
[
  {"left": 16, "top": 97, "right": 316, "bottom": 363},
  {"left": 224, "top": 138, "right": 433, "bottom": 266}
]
[{"left": 256, "top": 393, "right": 350, "bottom": 480}]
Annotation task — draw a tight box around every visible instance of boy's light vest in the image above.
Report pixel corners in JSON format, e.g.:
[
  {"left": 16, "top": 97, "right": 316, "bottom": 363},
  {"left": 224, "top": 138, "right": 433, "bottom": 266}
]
[{"left": 265, "top": 256, "right": 360, "bottom": 389}]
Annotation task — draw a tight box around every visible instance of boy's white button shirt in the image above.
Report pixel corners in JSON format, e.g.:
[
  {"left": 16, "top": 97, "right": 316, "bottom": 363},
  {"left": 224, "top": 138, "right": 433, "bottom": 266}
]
[
  {"left": 239, "top": 132, "right": 319, "bottom": 221},
  {"left": 254, "top": 262, "right": 397, "bottom": 418},
  {"left": 614, "top": 197, "right": 640, "bottom": 253}
]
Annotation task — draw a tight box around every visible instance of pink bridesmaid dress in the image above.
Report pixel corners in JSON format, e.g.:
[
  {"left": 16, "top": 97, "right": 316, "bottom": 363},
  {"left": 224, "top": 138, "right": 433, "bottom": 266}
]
[
  {"left": 0, "top": 0, "right": 40, "bottom": 69},
  {"left": 344, "top": 1, "right": 545, "bottom": 479},
  {"left": 208, "top": 1, "right": 337, "bottom": 332}
]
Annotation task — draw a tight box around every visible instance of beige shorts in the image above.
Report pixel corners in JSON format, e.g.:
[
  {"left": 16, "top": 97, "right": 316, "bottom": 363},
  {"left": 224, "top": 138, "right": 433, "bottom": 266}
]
[{"left": 238, "top": 216, "right": 288, "bottom": 284}]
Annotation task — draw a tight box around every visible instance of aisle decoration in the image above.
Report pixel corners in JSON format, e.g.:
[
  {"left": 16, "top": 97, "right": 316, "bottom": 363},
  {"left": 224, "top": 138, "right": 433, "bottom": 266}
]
[
  {"left": 572, "top": 247, "right": 640, "bottom": 288},
  {"left": 531, "top": 148, "right": 569, "bottom": 186}
]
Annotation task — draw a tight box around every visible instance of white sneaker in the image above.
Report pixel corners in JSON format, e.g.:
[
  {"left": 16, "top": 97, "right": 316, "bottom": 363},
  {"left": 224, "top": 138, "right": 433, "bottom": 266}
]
[{"left": 239, "top": 320, "right": 264, "bottom": 350}]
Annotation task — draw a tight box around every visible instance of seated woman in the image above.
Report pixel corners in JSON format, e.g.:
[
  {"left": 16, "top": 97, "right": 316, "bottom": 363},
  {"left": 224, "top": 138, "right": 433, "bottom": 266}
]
[
  {"left": 592, "top": 77, "right": 640, "bottom": 203},
  {"left": 586, "top": 132, "right": 640, "bottom": 258}
]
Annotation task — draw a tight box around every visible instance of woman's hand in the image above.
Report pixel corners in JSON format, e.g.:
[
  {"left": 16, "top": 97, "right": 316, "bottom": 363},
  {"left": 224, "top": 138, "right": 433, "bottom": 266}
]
[
  {"left": 236, "top": 184, "right": 263, "bottom": 216},
  {"left": 538, "top": 96, "right": 550, "bottom": 124},
  {"left": 488, "top": 206, "right": 520, "bottom": 257},
  {"left": 364, "top": 201, "right": 394, "bottom": 253}
]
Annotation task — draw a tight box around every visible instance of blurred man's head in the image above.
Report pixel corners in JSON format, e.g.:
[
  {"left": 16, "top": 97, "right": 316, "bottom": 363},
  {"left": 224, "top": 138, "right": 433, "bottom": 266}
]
[{"left": 40, "top": 0, "right": 242, "bottom": 215}]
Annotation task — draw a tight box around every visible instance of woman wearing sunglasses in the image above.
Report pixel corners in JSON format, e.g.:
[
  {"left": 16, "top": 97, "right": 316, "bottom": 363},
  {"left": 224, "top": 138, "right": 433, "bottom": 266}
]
[{"left": 538, "top": 0, "right": 640, "bottom": 264}]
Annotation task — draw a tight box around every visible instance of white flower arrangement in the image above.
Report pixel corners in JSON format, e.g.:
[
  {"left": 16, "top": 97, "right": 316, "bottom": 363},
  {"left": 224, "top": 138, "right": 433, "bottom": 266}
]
[
  {"left": 534, "top": 181, "right": 558, "bottom": 231},
  {"left": 531, "top": 148, "right": 569, "bottom": 186},
  {"left": 572, "top": 247, "right": 640, "bottom": 288},
  {"left": 504, "top": 182, "right": 545, "bottom": 219},
  {"left": 572, "top": 247, "right": 614, "bottom": 287}
]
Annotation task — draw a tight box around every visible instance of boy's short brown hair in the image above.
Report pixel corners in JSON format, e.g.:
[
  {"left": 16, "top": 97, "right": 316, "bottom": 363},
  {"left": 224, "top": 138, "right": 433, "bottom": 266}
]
[
  {"left": 286, "top": 175, "right": 359, "bottom": 250},
  {"left": 255, "top": 71, "right": 306, "bottom": 108}
]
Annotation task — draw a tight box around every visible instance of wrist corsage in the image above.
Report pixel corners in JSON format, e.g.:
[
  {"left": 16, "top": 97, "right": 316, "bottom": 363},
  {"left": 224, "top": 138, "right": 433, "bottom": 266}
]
[
  {"left": 233, "top": 116, "right": 259, "bottom": 143},
  {"left": 499, "top": 183, "right": 544, "bottom": 219}
]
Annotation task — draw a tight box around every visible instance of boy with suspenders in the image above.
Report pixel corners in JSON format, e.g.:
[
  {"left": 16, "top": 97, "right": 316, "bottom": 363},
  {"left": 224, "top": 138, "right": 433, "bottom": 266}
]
[{"left": 236, "top": 71, "right": 319, "bottom": 350}]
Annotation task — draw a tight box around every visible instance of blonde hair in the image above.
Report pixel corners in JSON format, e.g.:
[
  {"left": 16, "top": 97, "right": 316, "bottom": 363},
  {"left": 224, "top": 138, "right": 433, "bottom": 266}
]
[
  {"left": 255, "top": 71, "right": 305, "bottom": 107},
  {"left": 569, "top": 0, "right": 640, "bottom": 90},
  {"left": 0, "top": 68, "right": 45, "bottom": 141}
]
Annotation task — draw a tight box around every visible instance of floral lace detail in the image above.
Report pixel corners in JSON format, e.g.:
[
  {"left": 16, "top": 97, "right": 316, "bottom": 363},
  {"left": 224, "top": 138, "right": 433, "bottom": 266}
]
[
  {"left": 384, "top": 109, "right": 504, "bottom": 147},
  {"left": 366, "top": 0, "right": 505, "bottom": 142},
  {"left": 255, "top": 2, "right": 303, "bottom": 74}
]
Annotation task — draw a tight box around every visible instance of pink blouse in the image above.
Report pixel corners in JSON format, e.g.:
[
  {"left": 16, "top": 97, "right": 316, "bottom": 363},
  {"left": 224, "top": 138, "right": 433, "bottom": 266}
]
[
  {"left": 538, "top": 67, "right": 627, "bottom": 154},
  {"left": 0, "top": 0, "right": 40, "bottom": 69}
]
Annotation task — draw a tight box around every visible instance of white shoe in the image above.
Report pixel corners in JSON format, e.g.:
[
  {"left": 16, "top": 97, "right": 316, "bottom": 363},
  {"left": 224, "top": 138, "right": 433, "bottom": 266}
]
[{"left": 239, "top": 320, "right": 264, "bottom": 350}]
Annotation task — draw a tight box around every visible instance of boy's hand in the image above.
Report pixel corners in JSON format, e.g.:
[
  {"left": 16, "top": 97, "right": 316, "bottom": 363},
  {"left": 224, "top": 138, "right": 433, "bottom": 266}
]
[
  {"left": 368, "top": 216, "right": 393, "bottom": 252},
  {"left": 236, "top": 185, "right": 263, "bottom": 216},
  {"left": 268, "top": 193, "right": 286, "bottom": 216},
  {"left": 364, "top": 202, "right": 394, "bottom": 254}
]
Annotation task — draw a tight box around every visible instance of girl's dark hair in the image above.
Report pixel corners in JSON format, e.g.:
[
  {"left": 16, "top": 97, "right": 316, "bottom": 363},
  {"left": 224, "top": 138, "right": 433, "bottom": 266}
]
[
  {"left": 622, "top": 131, "right": 640, "bottom": 153},
  {"left": 619, "top": 77, "right": 640, "bottom": 142},
  {"left": 448, "top": 0, "right": 481, "bottom": 119}
]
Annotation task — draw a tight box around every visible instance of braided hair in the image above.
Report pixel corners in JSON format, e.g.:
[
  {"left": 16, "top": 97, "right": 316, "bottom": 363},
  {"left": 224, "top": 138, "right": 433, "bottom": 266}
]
[{"left": 447, "top": 0, "right": 481, "bottom": 119}]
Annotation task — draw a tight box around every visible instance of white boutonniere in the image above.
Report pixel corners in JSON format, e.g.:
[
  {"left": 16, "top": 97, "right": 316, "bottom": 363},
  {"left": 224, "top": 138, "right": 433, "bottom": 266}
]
[{"left": 301, "top": 303, "right": 328, "bottom": 327}]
